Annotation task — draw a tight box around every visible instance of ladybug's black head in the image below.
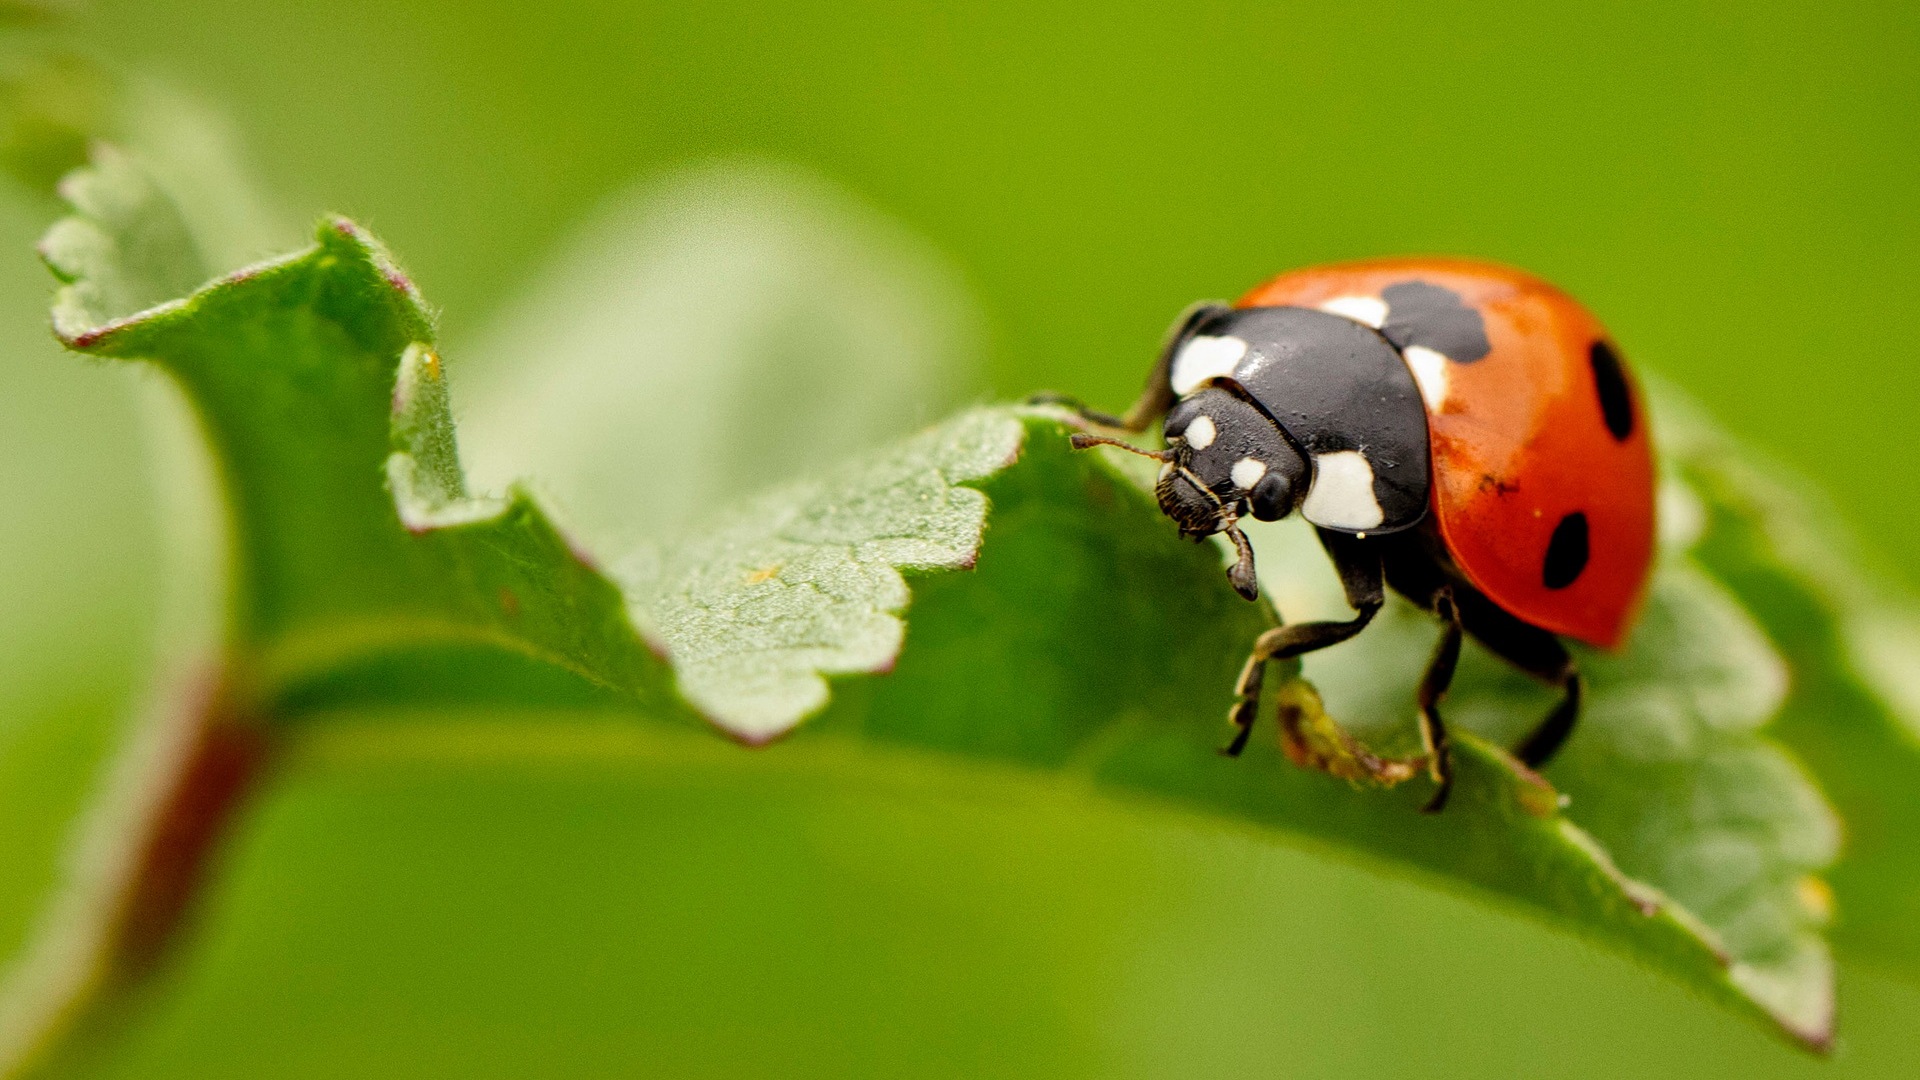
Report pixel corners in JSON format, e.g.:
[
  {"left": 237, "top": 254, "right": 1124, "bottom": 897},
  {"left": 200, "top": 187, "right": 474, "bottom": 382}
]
[
  {"left": 1161, "top": 388, "right": 1308, "bottom": 526},
  {"left": 1070, "top": 385, "right": 1308, "bottom": 602},
  {"left": 1067, "top": 385, "right": 1307, "bottom": 602}
]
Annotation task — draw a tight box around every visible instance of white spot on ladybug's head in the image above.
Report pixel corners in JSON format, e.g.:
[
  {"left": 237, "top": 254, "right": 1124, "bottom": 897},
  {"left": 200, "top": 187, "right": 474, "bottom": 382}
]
[
  {"left": 1183, "top": 413, "right": 1217, "bottom": 449},
  {"left": 1300, "top": 450, "right": 1384, "bottom": 531},
  {"left": 1170, "top": 335, "right": 1248, "bottom": 395},
  {"left": 1402, "top": 344, "right": 1450, "bottom": 410},
  {"left": 1230, "top": 456, "right": 1267, "bottom": 490},
  {"left": 1318, "top": 295, "right": 1388, "bottom": 329}
]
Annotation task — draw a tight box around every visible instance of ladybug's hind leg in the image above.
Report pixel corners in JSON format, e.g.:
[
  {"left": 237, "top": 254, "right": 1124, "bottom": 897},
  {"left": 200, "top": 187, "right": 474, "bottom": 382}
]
[
  {"left": 1454, "top": 590, "right": 1584, "bottom": 770},
  {"left": 1025, "top": 392, "right": 1142, "bottom": 431},
  {"left": 1224, "top": 531, "right": 1383, "bottom": 757},
  {"left": 1030, "top": 301, "right": 1229, "bottom": 433}
]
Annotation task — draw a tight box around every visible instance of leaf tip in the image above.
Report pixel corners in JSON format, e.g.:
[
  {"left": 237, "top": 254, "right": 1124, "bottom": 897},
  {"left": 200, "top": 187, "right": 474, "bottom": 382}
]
[
  {"left": 314, "top": 214, "right": 436, "bottom": 338},
  {"left": 1728, "top": 955, "right": 1837, "bottom": 1053}
]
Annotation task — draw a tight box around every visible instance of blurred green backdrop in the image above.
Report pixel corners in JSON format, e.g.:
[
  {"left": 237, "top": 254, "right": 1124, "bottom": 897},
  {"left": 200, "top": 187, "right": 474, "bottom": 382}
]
[
  {"left": 83, "top": 0, "right": 1920, "bottom": 567},
  {"left": 0, "top": 0, "right": 1914, "bottom": 1076}
]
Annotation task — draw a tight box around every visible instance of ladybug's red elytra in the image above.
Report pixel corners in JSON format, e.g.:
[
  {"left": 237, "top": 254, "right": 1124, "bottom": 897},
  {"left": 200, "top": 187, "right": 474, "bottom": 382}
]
[{"left": 1054, "top": 259, "right": 1655, "bottom": 811}]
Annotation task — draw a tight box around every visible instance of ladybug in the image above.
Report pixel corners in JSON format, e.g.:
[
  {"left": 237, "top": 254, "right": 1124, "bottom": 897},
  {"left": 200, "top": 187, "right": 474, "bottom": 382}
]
[{"left": 1056, "top": 259, "right": 1654, "bottom": 811}]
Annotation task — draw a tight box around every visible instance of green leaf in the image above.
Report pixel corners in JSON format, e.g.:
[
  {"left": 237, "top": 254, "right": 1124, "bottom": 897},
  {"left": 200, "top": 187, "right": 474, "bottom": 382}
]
[
  {"left": 627, "top": 405, "right": 1835, "bottom": 1046},
  {"left": 621, "top": 407, "right": 1022, "bottom": 742},
  {"left": 9, "top": 146, "right": 1848, "bottom": 1069},
  {"left": 1242, "top": 507, "right": 1842, "bottom": 1034},
  {"left": 1659, "top": 393, "right": 1920, "bottom": 979},
  {"left": 46, "top": 201, "right": 680, "bottom": 718},
  {"left": 3, "top": 148, "right": 689, "bottom": 1075},
  {"left": 1450, "top": 566, "right": 1837, "bottom": 1032}
]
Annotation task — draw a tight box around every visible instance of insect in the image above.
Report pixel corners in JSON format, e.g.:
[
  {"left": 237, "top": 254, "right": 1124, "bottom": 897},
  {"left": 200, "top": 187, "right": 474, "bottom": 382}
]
[{"left": 1056, "top": 259, "right": 1654, "bottom": 811}]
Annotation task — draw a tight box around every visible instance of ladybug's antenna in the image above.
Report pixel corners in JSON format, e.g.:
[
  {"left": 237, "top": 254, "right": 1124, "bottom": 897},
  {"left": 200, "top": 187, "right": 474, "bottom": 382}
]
[{"left": 1068, "top": 433, "right": 1172, "bottom": 461}]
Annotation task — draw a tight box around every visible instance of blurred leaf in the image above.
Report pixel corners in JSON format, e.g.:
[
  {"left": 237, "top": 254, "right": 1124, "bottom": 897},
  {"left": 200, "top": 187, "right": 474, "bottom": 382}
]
[
  {"left": 0, "top": 367, "right": 231, "bottom": 1072},
  {"left": 456, "top": 160, "right": 981, "bottom": 551},
  {"left": 1658, "top": 394, "right": 1920, "bottom": 980},
  {"left": 0, "top": 36, "right": 292, "bottom": 1070},
  {"left": 41, "top": 141, "right": 203, "bottom": 331},
  {"left": 0, "top": 40, "right": 249, "bottom": 1073},
  {"left": 2, "top": 4, "right": 287, "bottom": 249},
  {"left": 109, "top": 78, "right": 293, "bottom": 270},
  {"left": 71, "top": 711, "right": 1920, "bottom": 1080},
  {"left": 0, "top": 4, "right": 111, "bottom": 195}
]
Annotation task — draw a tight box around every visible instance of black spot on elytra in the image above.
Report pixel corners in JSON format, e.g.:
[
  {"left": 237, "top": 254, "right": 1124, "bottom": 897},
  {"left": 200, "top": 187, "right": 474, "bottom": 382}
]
[
  {"left": 1543, "top": 512, "right": 1589, "bottom": 590},
  {"left": 1380, "top": 281, "right": 1492, "bottom": 362},
  {"left": 1589, "top": 340, "right": 1635, "bottom": 440}
]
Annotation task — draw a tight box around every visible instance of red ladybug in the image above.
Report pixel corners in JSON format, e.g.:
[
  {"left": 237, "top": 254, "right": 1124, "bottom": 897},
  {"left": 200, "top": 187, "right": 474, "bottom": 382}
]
[{"left": 1059, "top": 259, "right": 1655, "bottom": 811}]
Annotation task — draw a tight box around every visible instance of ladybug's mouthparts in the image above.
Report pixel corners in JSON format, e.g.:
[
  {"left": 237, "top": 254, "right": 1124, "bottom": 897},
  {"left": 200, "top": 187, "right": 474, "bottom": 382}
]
[
  {"left": 1063, "top": 429, "right": 1258, "bottom": 601},
  {"left": 1155, "top": 463, "right": 1260, "bottom": 601},
  {"left": 1155, "top": 461, "right": 1230, "bottom": 535}
]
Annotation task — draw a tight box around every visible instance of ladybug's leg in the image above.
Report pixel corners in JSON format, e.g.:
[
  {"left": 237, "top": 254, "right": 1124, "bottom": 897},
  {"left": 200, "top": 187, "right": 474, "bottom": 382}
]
[
  {"left": 1515, "top": 677, "right": 1582, "bottom": 768},
  {"left": 1031, "top": 301, "right": 1229, "bottom": 433},
  {"left": 1416, "top": 592, "right": 1464, "bottom": 813},
  {"left": 1454, "top": 590, "right": 1583, "bottom": 769},
  {"left": 1026, "top": 392, "right": 1139, "bottom": 431},
  {"left": 1223, "top": 531, "right": 1382, "bottom": 757}
]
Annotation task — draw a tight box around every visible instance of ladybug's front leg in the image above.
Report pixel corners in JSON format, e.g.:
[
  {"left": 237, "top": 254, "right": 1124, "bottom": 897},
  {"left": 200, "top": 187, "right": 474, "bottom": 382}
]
[{"left": 1223, "top": 533, "right": 1383, "bottom": 757}]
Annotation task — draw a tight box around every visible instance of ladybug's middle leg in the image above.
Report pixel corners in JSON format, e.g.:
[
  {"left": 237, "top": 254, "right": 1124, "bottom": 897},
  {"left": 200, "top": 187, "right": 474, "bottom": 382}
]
[{"left": 1223, "top": 531, "right": 1382, "bottom": 757}]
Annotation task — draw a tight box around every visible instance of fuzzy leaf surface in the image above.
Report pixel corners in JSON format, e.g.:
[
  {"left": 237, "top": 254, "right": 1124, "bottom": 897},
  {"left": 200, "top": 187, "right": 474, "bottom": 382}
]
[
  {"left": 630, "top": 411, "right": 1837, "bottom": 1046},
  {"left": 621, "top": 408, "right": 1022, "bottom": 743}
]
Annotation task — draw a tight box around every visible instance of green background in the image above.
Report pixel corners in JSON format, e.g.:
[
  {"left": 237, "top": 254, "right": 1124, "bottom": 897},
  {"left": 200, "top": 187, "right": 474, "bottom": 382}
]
[
  {"left": 0, "top": 0, "right": 1914, "bottom": 1075},
  {"left": 83, "top": 0, "right": 1920, "bottom": 559}
]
